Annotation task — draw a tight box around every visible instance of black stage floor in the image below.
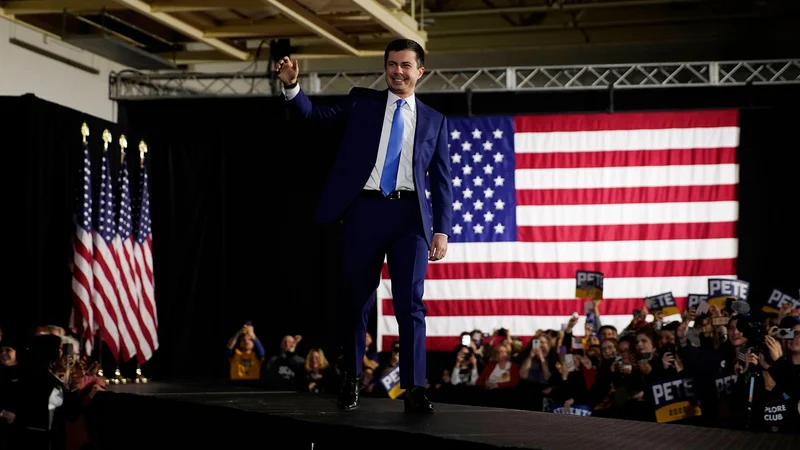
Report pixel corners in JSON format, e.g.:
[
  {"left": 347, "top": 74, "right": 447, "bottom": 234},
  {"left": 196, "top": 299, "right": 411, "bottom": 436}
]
[{"left": 96, "top": 381, "right": 799, "bottom": 450}]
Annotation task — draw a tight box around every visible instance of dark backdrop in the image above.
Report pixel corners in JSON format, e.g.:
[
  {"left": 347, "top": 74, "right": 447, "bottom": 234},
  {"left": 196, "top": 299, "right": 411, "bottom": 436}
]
[{"left": 2, "top": 84, "right": 798, "bottom": 382}]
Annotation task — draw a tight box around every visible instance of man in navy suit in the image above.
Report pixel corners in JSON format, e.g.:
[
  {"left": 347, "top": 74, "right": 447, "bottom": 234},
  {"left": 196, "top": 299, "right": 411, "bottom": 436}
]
[{"left": 275, "top": 39, "right": 453, "bottom": 413}]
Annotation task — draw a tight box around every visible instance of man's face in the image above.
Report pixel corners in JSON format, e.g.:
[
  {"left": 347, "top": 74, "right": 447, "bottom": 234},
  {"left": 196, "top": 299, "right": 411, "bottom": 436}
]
[
  {"left": 385, "top": 49, "right": 424, "bottom": 97},
  {"left": 600, "top": 327, "right": 616, "bottom": 341},
  {"left": 281, "top": 336, "right": 295, "bottom": 352}
]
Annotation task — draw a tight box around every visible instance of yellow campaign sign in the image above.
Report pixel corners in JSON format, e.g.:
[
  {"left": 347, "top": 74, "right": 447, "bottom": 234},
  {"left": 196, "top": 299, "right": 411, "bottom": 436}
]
[
  {"left": 651, "top": 378, "right": 702, "bottom": 423},
  {"left": 762, "top": 289, "right": 800, "bottom": 314},
  {"left": 576, "top": 270, "right": 604, "bottom": 300},
  {"left": 644, "top": 292, "right": 680, "bottom": 316},
  {"left": 379, "top": 365, "right": 406, "bottom": 399},
  {"left": 655, "top": 400, "right": 703, "bottom": 423},
  {"left": 708, "top": 278, "right": 749, "bottom": 310}
]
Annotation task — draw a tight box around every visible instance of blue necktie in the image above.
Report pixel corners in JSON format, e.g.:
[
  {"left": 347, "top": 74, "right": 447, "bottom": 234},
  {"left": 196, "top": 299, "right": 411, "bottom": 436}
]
[{"left": 380, "top": 99, "right": 406, "bottom": 196}]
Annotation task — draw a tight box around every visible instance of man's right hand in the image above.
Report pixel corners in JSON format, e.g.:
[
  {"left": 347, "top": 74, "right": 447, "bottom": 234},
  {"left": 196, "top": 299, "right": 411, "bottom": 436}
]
[{"left": 275, "top": 56, "right": 299, "bottom": 86}]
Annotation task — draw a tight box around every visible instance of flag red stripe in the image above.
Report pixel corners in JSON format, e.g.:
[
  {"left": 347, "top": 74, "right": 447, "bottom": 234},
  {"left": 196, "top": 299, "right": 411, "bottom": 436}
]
[
  {"left": 514, "top": 110, "right": 738, "bottom": 132},
  {"left": 406, "top": 258, "right": 736, "bottom": 280},
  {"left": 516, "top": 185, "right": 737, "bottom": 206},
  {"left": 517, "top": 221, "right": 736, "bottom": 242},
  {"left": 382, "top": 297, "right": 688, "bottom": 317},
  {"left": 515, "top": 148, "right": 736, "bottom": 169}
]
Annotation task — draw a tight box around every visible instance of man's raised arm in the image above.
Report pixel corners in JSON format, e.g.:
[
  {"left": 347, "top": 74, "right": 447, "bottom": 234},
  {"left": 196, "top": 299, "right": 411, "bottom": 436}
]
[{"left": 275, "top": 56, "right": 348, "bottom": 121}]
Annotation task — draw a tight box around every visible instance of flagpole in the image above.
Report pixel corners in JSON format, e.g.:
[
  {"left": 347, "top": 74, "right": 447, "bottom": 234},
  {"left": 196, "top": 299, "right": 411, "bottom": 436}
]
[{"left": 135, "top": 139, "right": 150, "bottom": 385}]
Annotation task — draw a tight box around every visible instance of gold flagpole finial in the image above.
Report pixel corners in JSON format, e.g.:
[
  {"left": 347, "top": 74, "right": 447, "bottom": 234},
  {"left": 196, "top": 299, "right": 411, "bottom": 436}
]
[
  {"left": 102, "top": 129, "right": 112, "bottom": 151},
  {"left": 119, "top": 134, "right": 128, "bottom": 163},
  {"left": 81, "top": 122, "right": 90, "bottom": 144},
  {"left": 138, "top": 140, "right": 148, "bottom": 165}
]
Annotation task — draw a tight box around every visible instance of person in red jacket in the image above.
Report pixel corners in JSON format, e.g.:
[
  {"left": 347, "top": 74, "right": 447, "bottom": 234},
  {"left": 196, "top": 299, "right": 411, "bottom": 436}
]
[{"left": 477, "top": 343, "right": 519, "bottom": 389}]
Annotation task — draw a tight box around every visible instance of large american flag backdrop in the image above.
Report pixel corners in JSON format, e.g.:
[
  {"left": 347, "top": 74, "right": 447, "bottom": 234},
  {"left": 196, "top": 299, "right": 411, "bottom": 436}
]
[{"left": 378, "top": 110, "right": 740, "bottom": 351}]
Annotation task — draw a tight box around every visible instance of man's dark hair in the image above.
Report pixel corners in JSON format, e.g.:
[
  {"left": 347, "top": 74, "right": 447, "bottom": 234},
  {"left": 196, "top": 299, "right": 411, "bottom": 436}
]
[
  {"left": 598, "top": 325, "right": 617, "bottom": 335},
  {"left": 384, "top": 39, "right": 425, "bottom": 68}
]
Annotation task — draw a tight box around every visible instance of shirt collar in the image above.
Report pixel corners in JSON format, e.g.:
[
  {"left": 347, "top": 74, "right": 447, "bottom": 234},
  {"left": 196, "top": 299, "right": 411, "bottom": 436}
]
[{"left": 387, "top": 90, "right": 416, "bottom": 113}]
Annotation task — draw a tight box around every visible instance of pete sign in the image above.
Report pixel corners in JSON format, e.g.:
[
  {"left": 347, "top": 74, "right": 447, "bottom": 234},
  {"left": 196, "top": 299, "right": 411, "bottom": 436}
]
[
  {"left": 379, "top": 365, "right": 405, "bottom": 399},
  {"left": 651, "top": 378, "right": 702, "bottom": 423},
  {"left": 687, "top": 294, "right": 709, "bottom": 310},
  {"left": 644, "top": 292, "right": 679, "bottom": 316},
  {"left": 576, "top": 270, "right": 604, "bottom": 300},
  {"left": 708, "top": 279, "right": 749, "bottom": 309},
  {"left": 763, "top": 289, "right": 800, "bottom": 313}
]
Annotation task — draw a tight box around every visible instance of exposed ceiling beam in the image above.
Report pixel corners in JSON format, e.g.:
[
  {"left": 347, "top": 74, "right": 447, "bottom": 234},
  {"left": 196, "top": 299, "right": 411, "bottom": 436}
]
[
  {"left": 204, "top": 16, "right": 378, "bottom": 38},
  {"left": 260, "top": 0, "right": 361, "bottom": 56},
  {"left": 204, "top": 21, "right": 309, "bottom": 38},
  {"left": 0, "top": 0, "right": 123, "bottom": 15},
  {"left": 150, "top": 0, "right": 260, "bottom": 13},
  {"left": 157, "top": 46, "right": 383, "bottom": 64},
  {"left": 0, "top": 5, "right": 63, "bottom": 38},
  {"left": 111, "top": 0, "right": 250, "bottom": 60},
  {"left": 351, "top": 0, "right": 426, "bottom": 47},
  {"left": 427, "top": 0, "right": 707, "bottom": 18}
]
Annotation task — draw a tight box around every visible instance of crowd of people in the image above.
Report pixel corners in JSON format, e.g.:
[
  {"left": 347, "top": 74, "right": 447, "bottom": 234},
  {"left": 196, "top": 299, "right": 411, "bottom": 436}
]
[
  {"left": 0, "top": 325, "right": 106, "bottom": 450},
  {"left": 228, "top": 300, "right": 800, "bottom": 435}
]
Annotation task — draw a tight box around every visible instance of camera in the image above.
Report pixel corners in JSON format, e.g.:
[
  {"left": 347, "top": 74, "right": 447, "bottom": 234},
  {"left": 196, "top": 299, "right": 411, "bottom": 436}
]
[
  {"left": 661, "top": 344, "right": 677, "bottom": 356},
  {"left": 772, "top": 328, "right": 796, "bottom": 340},
  {"left": 736, "top": 309, "right": 767, "bottom": 349}
]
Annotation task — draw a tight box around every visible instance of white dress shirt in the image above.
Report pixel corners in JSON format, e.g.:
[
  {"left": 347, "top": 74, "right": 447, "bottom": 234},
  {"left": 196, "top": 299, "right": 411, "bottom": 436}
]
[
  {"left": 283, "top": 85, "right": 416, "bottom": 192},
  {"left": 285, "top": 84, "right": 446, "bottom": 238}
]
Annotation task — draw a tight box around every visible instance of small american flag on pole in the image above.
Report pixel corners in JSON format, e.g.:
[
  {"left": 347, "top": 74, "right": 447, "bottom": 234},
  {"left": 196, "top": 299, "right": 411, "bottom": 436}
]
[
  {"left": 112, "top": 136, "right": 154, "bottom": 363},
  {"left": 71, "top": 123, "right": 95, "bottom": 356},
  {"left": 378, "top": 110, "right": 739, "bottom": 351},
  {"left": 92, "top": 130, "right": 136, "bottom": 361},
  {"left": 133, "top": 142, "right": 159, "bottom": 354}
]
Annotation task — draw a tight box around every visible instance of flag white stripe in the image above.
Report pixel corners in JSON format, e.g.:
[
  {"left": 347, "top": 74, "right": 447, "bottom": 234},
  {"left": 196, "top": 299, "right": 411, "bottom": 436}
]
[
  {"left": 381, "top": 314, "right": 672, "bottom": 338},
  {"left": 516, "top": 201, "right": 738, "bottom": 226},
  {"left": 438, "top": 239, "right": 737, "bottom": 263},
  {"left": 379, "top": 275, "right": 735, "bottom": 301},
  {"left": 514, "top": 164, "right": 738, "bottom": 190},
  {"left": 514, "top": 127, "right": 740, "bottom": 153}
]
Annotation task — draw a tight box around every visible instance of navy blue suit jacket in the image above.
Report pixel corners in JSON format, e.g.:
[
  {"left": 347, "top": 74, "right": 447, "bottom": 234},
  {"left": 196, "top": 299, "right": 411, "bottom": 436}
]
[{"left": 287, "top": 86, "right": 453, "bottom": 245}]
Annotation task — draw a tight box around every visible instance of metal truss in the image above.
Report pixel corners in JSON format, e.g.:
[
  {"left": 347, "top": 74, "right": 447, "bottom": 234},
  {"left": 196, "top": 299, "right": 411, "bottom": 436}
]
[{"left": 109, "top": 59, "right": 800, "bottom": 99}]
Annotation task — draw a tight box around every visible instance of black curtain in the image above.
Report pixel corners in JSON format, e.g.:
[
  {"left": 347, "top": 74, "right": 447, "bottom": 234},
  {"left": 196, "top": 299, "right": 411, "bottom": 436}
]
[
  {"left": 0, "top": 94, "right": 149, "bottom": 376},
  {"left": 3, "top": 83, "right": 798, "bottom": 384}
]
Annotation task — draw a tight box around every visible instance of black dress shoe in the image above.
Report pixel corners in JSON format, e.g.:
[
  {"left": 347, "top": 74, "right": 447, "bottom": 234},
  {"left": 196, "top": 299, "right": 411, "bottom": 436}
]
[
  {"left": 337, "top": 375, "right": 363, "bottom": 411},
  {"left": 404, "top": 386, "right": 434, "bottom": 413}
]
